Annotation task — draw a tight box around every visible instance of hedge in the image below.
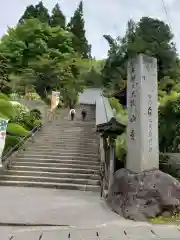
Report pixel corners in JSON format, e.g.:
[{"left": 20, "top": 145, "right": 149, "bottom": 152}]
[
  {"left": 7, "top": 123, "right": 30, "bottom": 137},
  {"left": 0, "top": 99, "right": 18, "bottom": 120},
  {"left": 4, "top": 135, "right": 22, "bottom": 152},
  {"left": 0, "top": 93, "right": 9, "bottom": 101}
]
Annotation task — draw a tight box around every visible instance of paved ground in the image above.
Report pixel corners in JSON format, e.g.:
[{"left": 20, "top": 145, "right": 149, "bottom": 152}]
[
  {"left": 0, "top": 186, "right": 123, "bottom": 227},
  {"left": 1, "top": 186, "right": 180, "bottom": 239}
]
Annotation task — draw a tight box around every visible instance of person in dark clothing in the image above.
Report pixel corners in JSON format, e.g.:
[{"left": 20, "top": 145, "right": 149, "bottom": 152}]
[
  {"left": 69, "top": 109, "right": 76, "bottom": 121},
  {"left": 81, "top": 109, "right": 87, "bottom": 121}
]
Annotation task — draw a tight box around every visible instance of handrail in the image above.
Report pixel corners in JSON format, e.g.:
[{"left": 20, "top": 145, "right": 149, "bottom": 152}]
[{"left": 2, "top": 123, "right": 42, "bottom": 168}]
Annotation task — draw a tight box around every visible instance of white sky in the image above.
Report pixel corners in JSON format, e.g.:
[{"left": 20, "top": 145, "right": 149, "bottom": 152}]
[{"left": 0, "top": 0, "right": 179, "bottom": 59}]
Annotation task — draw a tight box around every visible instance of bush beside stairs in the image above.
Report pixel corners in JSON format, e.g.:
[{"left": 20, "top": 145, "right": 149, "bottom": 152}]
[{"left": 0, "top": 105, "right": 100, "bottom": 192}]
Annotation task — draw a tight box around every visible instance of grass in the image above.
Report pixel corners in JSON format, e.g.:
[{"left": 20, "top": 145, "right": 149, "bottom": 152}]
[{"left": 150, "top": 212, "right": 180, "bottom": 225}]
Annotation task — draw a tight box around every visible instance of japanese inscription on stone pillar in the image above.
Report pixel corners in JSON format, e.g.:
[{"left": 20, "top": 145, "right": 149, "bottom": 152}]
[{"left": 127, "top": 54, "right": 159, "bottom": 173}]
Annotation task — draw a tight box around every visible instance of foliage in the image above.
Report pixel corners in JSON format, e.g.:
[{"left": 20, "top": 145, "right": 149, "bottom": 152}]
[
  {"left": 102, "top": 17, "right": 179, "bottom": 92},
  {"left": 4, "top": 135, "right": 22, "bottom": 152},
  {"left": 19, "top": 1, "right": 50, "bottom": 24},
  {"left": 116, "top": 133, "right": 127, "bottom": 162},
  {"left": 0, "top": 93, "right": 9, "bottom": 100},
  {"left": 30, "top": 109, "right": 42, "bottom": 120},
  {"left": 159, "top": 94, "right": 180, "bottom": 152},
  {"left": 10, "top": 101, "right": 30, "bottom": 123},
  {"left": 67, "top": 1, "right": 91, "bottom": 58},
  {"left": 7, "top": 123, "right": 30, "bottom": 137},
  {"left": 0, "top": 97, "right": 42, "bottom": 155},
  {"left": 77, "top": 59, "right": 104, "bottom": 87},
  {"left": 0, "top": 99, "right": 18, "bottom": 120},
  {"left": 25, "top": 92, "right": 41, "bottom": 100},
  {"left": 109, "top": 98, "right": 126, "bottom": 115},
  {"left": 9, "top": 93, "right": 21, "bottom": 101},
  {"left": 0, "top": 18, "right": 85, "bottom": 105},
  {"left": 50, "top": 3, "right": 66, "bottom": 28}
]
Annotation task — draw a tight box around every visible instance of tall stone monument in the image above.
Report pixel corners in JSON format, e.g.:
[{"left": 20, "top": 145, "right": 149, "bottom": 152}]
[
  {"left": 127, "top": 54, "right": 159, "bottom": 173},
  {"left": 107, "top": 54, "right": 180, "bottom": 221}
]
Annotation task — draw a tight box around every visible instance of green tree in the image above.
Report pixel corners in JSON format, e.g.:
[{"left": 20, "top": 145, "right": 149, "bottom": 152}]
[
  {"left": 50, "top": 3, "right": 66, "bottom": 28},
  {"left": 19, "top": 1, "right": 50, "bottom": 24},
  {"left": 101, "top": 17, "right": 179, "bottom": 91},
  {"left": 67, "top": 1, "right": 90, "bottom": 58},
  {"left": 0, "top": 18, "right": 84, "bottom": 104}
]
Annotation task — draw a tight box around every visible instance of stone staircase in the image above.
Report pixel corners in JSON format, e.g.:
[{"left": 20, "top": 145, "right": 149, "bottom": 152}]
[{"left": 0, "top": 105, "right": 100, "bottom": 191}]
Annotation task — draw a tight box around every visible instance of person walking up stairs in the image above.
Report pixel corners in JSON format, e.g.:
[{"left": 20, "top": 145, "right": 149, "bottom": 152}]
[{"left": 0, "top": 105, "right": 100, "bottom": 192}]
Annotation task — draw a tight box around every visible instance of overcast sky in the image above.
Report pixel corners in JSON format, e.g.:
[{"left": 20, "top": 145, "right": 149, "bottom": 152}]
[{"left": 0, "top": 0, "right": 179, "bottom": 59}]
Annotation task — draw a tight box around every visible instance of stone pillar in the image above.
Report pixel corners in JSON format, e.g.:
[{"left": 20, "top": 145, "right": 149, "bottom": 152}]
[{"left": 127, "top": 54, "right": 159, "bottom": 173}]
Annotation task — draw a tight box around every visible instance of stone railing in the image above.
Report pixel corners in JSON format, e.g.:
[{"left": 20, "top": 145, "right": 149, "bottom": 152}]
[
  {"left": 95, "top": 95, "right": 117, "bottom": 198},
  {"left": 79, "top": 88, "right": 125, "bottom": 198}
]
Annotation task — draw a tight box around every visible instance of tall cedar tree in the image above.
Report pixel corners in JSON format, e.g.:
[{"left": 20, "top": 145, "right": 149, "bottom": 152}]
[
  {"left": 68, "top": 1, "right": 90, "bottom": 58},
  {"left": 50, "top": 3, "right": 66, "bottom": 28},
  {"left": 19, "top": 1, "right": 50, "bottom": 24}
]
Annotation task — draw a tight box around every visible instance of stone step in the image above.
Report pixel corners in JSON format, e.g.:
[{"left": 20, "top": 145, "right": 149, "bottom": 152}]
[
  {"left": 23, "top": 146, "right": 98, "bottom": 153},
  {"left": 38, "top": 131, "right": 97, "bottom": 134},
  {"left": 0, "top": 175, "right": 100, "bottom": 185},
  {"left": 20, "top": 149, "right": 98, "bottom": 157},
  {"left": 11, "top": 165, "right": 99, "bottom": 174},
  {"left": 13, "top": 161, "right": 100, "bottom": 170},
  {"left": 15, "top": 158, "right": 99, "bottom": 166},
  {"left": 37, "top": 133, "right": 97, "bottom": 137},
  {"left": 36, "top": 136, "right": 98, "bottom": 141},
  {"left": 1, "top": 170, "right": 100, "bottom": 180},
  {"left": 34, "top": 140, "right": 98, "bottom": 146},
  {"left": 34, "top": 137, "right": 98, "bottom": 142},
  {"left": 29, "top": 143, "right": 98, "bottom": 148},
  {"left": 16, "top": 154, "right": 98, "bottom": 161},
  {"left": 25, "top": 142, "right": 99, "bottom": 148},
  {"left": 0, "top": 180, "right": 100, "bottom": 191}
]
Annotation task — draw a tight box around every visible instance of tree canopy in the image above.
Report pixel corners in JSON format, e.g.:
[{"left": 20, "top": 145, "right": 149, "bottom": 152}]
[
  {"left": 101, "top": 17, "right": 180, "bottom": 92},
  {"left": 67, "top": 1, "right": 91, "bottom": 58},
  {"left": 50, "top": 3, "right": 66, "bottom": 29},
  {"left": 19, "top": 1, "right": 50, "bottom": 24},
  {"left": 0, "top": 1, "right": 95, "bottom": 107}
]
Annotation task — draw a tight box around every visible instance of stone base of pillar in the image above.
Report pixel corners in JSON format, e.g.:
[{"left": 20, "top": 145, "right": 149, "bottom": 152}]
[{"left": 107, "top": 168, "right": 180, "bottom": 221}]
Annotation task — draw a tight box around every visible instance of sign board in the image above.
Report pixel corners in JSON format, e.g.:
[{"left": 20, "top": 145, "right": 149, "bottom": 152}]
[
  {"left": 51, "top": 91, "right": 60, "bottom": 111},
  {"left": 0, "top": 118, "right": 8, "bottom": 166}
]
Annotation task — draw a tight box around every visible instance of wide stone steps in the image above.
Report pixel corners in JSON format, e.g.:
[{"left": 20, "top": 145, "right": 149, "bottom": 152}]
[
  {"left": 0, "top": 175, "right": 100, "bottom": 185},
  {"left": 34, "top": 138, "right": 98, "bottom": 144},
  {"left": 0, "top": 170, "right": 100, "bottom": 180},
  {"left": 0, "top": 180, "right": 100, "bottom": 191},
  {"left": 18, "top": 152, "right": 98, "bottom": 159},
  {"left": 24, "top": 146, "right": 98, "bottom": 153},
  {"left": 16, "top": 158, "right": 99, "bottom": 166},
  {"left": 23, "top": 147, "right": 98, "bottom": 154},
  {"left": 12, "top": 161, "right": 100, "bottom": 170},
  {"left": 10, "top": 165, "right": 99, "bottom": 174},
  {"left": 0, "top": 105, "right": 100, "bottom": 191}
]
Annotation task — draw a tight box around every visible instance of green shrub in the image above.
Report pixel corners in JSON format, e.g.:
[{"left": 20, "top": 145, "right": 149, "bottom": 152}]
[
  {"left": 7, "top": 123, "right": 30, "bottom": 137},
  {"left": 23, "top": 114, "right": 42, "bottom": 131},
  {"left": 30, "top": 109, "right": 42, "bottom": 120},
  {"left": 116, "top": 133, "right": 127, "bottom": 161},
  {"left": 0, "top": 99, "right": 18, "bottom": 120},
  {"left": 9, "top": 93, "right": 21, "bottom": 101},
  {"left": 25, "top": 92, "right": 41, "bottom": 100},
  {"left": 109, "top": 98, "right": 126, "bottom": 115},
  {"left": 57, "top": 99, "right": 64, "bottom": 108},
  {"left": 4, "top": 135, "right": 22, "bottom": 152},
  {"left": 0, "top": 93, "right": 9, "bottom": 100},
  {"left": 10, "top": 101, "right": 30, "bottom": 123},
  {"left": 33, "top": 119, "right": 42, "bottom": 127},
  {"left": 159, "top": 94, "right": 180, "bottom": 151},
  {"left": 159, "top": 91, "right": 180, "bottom": 107}
]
